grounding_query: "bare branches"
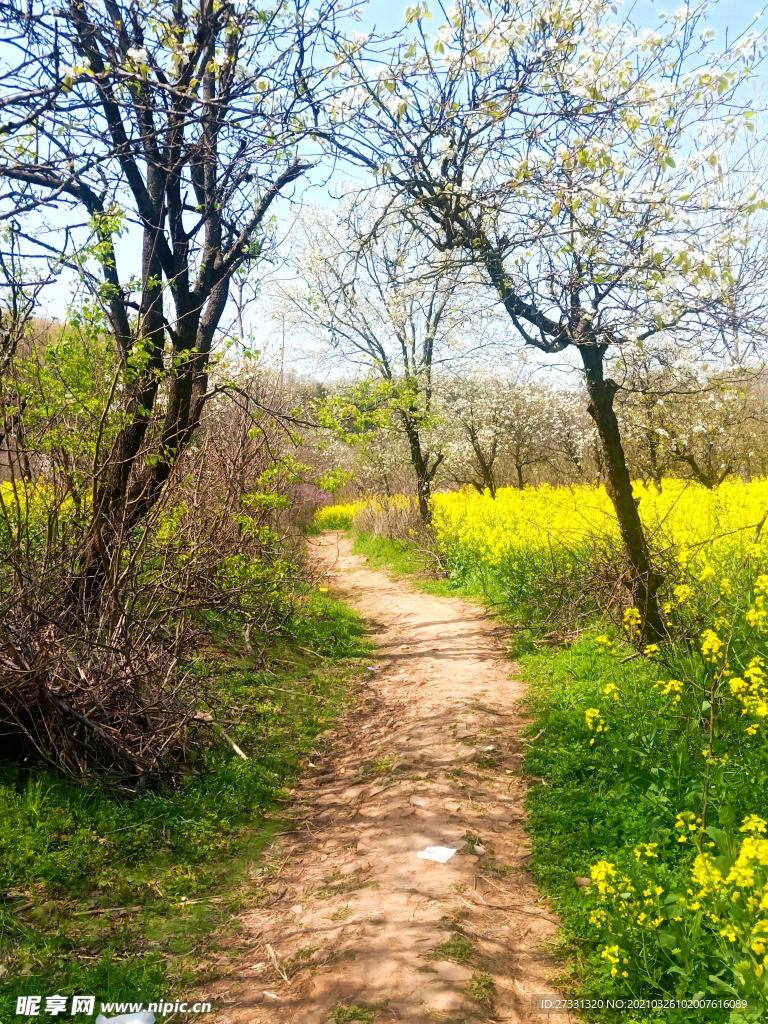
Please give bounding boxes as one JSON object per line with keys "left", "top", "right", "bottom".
{"left": 0, "top": 347, "right": 312, "bottom": 781}
{"left": 0, "top": 0, "right": 352, "bottom": 593}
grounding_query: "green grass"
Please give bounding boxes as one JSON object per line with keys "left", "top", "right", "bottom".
{"left": 330, "top": 1004, "right": 382, "bottom": 1024}
{"left": 518, "top": 634, "right": 765, "bottom": 1023}
{"left": 428, "top": 934, "right": 475, "bottom": 965}
{"left": 519, "top": 640, "right": 662, "bottom": 1010}
{"left": 350, "top": 532, "right": 459, "bottom": 597}
{"left": 0, "top": 593, "right": 370, "bottom": 1018}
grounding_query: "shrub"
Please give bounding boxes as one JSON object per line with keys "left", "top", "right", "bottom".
{"left": 352, "top": 494, "right": 423, "bottom": 541}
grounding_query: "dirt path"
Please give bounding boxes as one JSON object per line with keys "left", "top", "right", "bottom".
{"left": 211, "top": 533, "right": 570, "bottom": 1024}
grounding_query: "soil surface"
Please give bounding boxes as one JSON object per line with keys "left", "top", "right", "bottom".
{"left": 210, "top": 532, "right": 571, "bottom": 1023}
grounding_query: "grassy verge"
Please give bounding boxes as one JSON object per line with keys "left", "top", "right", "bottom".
{"left": 519, "top": 639, "right": 692, "bottom": 1023}
{"left": 1, "top": 592, "right": 370, "bottom": 1019}
{"left": 351, "top": 532, "right": 458, "bottom": 597}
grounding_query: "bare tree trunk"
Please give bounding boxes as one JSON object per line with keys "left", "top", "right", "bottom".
{"left": 401, "top": 414, "right": 442, "bottom": 523}
{"left": 677, "top": 449, "right": 731, "bottom": 489}
{"left": 415, "top": 473, "right": 432, "bottom": 522}
{"left": 579, "top": 343, "right": 664, "bottom": 640}
{"left": 467, "top": 427, "right": 497, "bottom": 497}
{"left": 647, "top": 432, "right": 664, "bottom": 491}
{"left": 679, "top": 454, "right": 716, "bottom": 488}
{"left": 472, "top": 472, "right": 497, "bottom": 498}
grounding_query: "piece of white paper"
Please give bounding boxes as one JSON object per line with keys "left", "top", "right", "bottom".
{"left": 417, "top": 846, "right": 457, "bottom": 863}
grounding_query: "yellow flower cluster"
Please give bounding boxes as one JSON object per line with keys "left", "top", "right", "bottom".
{"left": 634, "top": 842, "right": 660, "bottom": 861}
{"left": 314, "top": 494, "right": 413, "bottom": 530}
{"left": 0, "top": 480, "right": 78, "bottom": 542}
{"left": 590, "top": 831, "right": 768, "bottom": 995}
{"left": 675, "top": 811, "right": 702, "bottom": 843}
{"left": 623, "top": 606, "right": 641, "bottom": 637}
{"left": 701, "top": 628, "right": 725, "bottom": 663}
{"left": 430, "top": 478, "right": 768, "bottom": 575}
{"left": 595, "top": 634, "right": 614, "bottom": 654}
{"left": 600, "top": 943, "right": 630, "bottom": 978}
{"left": 591, "top": 859, "right": 620, "bottom": 895}
{"left": 729, "top": 658, "right": 768, "bottom": 734}
{"left": 588, "top": 855, "right": 665, "bottom": 937}
{"left": 747, "top": 575, "right": 768, "bottom": 633}
{"left": 656, "top": 678, "right": 683, "bottom": 704}
{"left": 689, "top": 820, "right": 768, "bottom": 976}
{"left": 674, "top": 583, "right": 695, "bottom": 605}
{"left": 585, "top": 707, "right": 607, "bottom": 744}
{"left": 314, "top": 500, "right": 366, "bottom": 529}
{"left": 588, "top": 816, "right": 768, "bottom": 991}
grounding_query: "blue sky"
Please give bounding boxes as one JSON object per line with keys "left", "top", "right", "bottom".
{"left": 252, "top": 0, "right": 768, "bottom": 222}
{"left": 38, "top": 0, "right": 767, "bottom": 328}
{"left": 359, "top": 0, "right": 765, "bottom": 43}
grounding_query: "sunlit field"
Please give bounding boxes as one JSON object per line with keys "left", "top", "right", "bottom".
{"left": 433, "top": 478, "right": 768, "bottom": 570}
{"left": 321, "top": 480, "right": 768, "bottom": 1014}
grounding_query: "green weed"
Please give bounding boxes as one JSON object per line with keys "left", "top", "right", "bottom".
{"left": 467, "top": 970, "right": 496, "bottom": 1008}
{"left": 359, "top": 756, "right": 394, "bottom": 779}
{"left": 460, "top": 831, "right": 482, "bottom": 854}
{"left": 485, "top": 861, "right": 511, "bottom": 876}
{"left": 331, "top": 1003, "right": 383, "bottom": 1023}
{"left": 429, "top": 934, "right": 474, "bottom": 964}
{"left": 0, "top": 595, "right": 370, "bottom": 1017}
{"left": 283, "top": 946, "right": 319, "bottom": 979}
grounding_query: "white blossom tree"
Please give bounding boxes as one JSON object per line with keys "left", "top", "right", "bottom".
{"left": 442, "top": 372, "right": 574, "bottom": 495}
{"left": 273, "top": 197, "right": 505, "bottom": 518}
{"left": 325, "top": 0, "right": 768, "bottom": 635}
{"left": 615, "top": 356, "right": 768, "bottom": 489}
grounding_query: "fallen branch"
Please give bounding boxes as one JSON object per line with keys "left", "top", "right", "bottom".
{"left": 193, "top": 713, "right": 248, "bottom": 760}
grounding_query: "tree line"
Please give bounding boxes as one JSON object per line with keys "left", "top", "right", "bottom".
{"left": 297, "top": 363, "right": 768, "bottom": 500}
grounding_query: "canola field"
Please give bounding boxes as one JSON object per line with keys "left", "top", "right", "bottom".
{"left": 318, "top": 478, "right": 768, "bottom": 584}
{"left": 430, "top": 477, "right": 768, "bottom": 579}
{"left": 318, "top": 480, "right": 768, "bottom": 1016}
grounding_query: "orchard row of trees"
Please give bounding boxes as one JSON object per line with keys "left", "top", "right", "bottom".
{"left": 307, "top": 365, "right": 768, "bottom": 501}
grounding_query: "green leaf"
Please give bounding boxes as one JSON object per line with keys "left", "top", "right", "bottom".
{"left": 705, "top": 826, "right": 729, "bottom": 855}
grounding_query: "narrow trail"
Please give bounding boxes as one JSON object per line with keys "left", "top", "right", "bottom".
{"left": 211, "top": 533, "right": 571, "bottom": 1024}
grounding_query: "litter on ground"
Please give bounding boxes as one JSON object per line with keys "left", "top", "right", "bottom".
{"left": 416, "top": 846, "right": 458, "bottom": 863}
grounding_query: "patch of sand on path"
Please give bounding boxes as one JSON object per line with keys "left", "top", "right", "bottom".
{"left": 206, "top": 532, "right": 573, "bottom": 1024}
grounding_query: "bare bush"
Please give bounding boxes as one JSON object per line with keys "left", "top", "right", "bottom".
{"left": 0, "top": 333, "right": 309, "bottom": 786}
{"left": 351, "top": 495, "right": 448, "bottom": 576}
{"left": 352, "top": 495, "right": 423, "bottom": 542}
